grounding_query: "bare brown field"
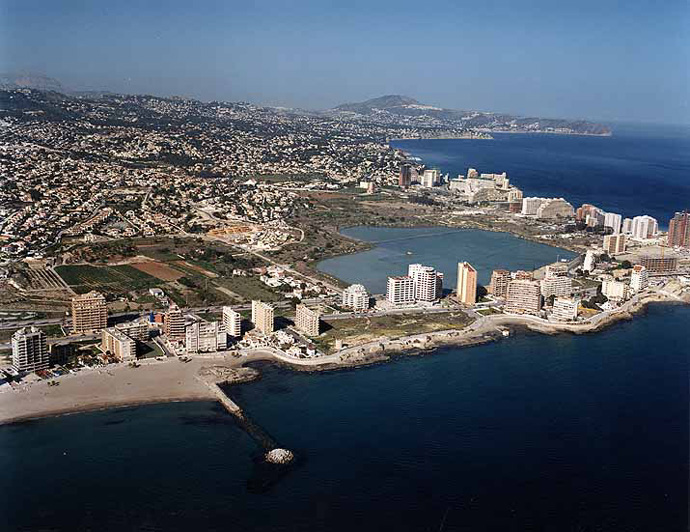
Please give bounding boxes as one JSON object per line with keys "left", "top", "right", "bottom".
{"left": 130, "top": 261, "right": 185, "bottom": 281}
{"left": 172, "top": 261, "right": 217, "bottom": 278}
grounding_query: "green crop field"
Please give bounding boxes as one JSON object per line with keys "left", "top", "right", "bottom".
{"left": 55, "top": 264, "right": 161, "bottom": 294}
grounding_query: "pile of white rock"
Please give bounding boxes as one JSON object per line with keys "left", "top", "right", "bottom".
{"left": 265, "top": 448, "right": 294, "bottom": 464}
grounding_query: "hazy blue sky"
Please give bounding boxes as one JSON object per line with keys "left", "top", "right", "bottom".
{"left": 2, "top": 0, "right": 688, "bottom": 123}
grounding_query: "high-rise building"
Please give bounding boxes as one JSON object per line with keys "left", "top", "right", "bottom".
{"left": 630, "top": 265, "right": 649, "bottom": 292}
{"left": 295, "top": 304, "right": 321, "bottom": 336}
{"left": 164, "top": 304, "right": 186, "bottom": 340}
{"left": 386, "top": 276, "right": 415, "bottom": 305}
{"left": 101, "top": 328, "right": 137, "bottom": 362}
{"left": 630, "top": 215, "right": 658, "bottom": 240}
{"left": 71, "top": 291, "right": 108, "bottom": 334}
{"left": 185, "top": 321, "right": 227, "bottom": 353}
{"left": 11, "top": 327, "right": 49, "bottom": 373}
{"left": 668, "top": 210, "right": 690, "bottom": 248}
{"left": 622, "top": 218, "right": 633, "bottom": 234}
{"left": 603, "top": 234, "right": 626, "bottom": 255}
{"left": 251, "top": 301, "right": 275, "bottom": 334}
{"left": 603, "top": 212, "right": 623, "bottom": 234}
{"left": 342, "top": 284, "right": 370, "bottom": 311}
{"left": 583, "top": 250, "right": 597, "bottom": 272}
{"left": 421, "top": 168, "right": 440, "bottom": 188}
{"left": 551, "top": 297, "right": 579, "bottom": 321}
{"left": 456, "top": 262, "right": 477, "bottom": 305}
{"left": 505, "top": 280, "right": 542, "bottom": 315}
{"left": 535, "top": 198, "right": 574, "bottom": 219}
{"left": 514, "top": 270, "right": 534, "bottom": 281}
{"left": 222, "top": 306, "right": 242, "bottom": 337}
{"left": 521, "top": 197, "right": 548, "bottom": 215}
{"left": 399, "top": 164, "right": 412, "bottom": 188}
{"left": 576, "top": 204, "right": 605, "bottom": 227}
{"left": 540, "top": 275, "right": 572, "bottom": 298}
{"left": 408, "top": 264, "right": 443, "bottom": 302}
{"left": 489, "top": 269, "right": 511, "bottom": 298}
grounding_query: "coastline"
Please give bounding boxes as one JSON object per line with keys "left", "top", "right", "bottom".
{"left": 2, "top": 289, "right": 685, "bottom": 427}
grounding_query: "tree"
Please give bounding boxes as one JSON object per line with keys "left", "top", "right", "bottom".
{"left": 620, "top": 260, "right": 632, "bottom": 269}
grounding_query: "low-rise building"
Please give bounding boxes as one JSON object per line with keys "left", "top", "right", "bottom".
{"left": 602, "top": 278, "right": 628, "bottom": 301}
{"left": 101, "top": 327, "right": 137, "bottom": 362}
{"left": 541, "top": 275, "right": 572, "bottom": 298}
{"left": 551, "top": 297, "right": 579, "bottom": 321}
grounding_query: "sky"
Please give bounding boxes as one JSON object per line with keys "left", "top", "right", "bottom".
{"left": 1, "top": 0, "right": 689, "bottom": 124}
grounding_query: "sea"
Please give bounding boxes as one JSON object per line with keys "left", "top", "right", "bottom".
{"left": 391, "top": 123, "right": 690, "bottom": 226}
{"left": 2, "top": 126, "right": 689, "bottom": 531}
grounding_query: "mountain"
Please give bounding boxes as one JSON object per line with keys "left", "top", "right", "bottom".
{"left": 336, "top": 95, "right": 422, "bottom": 113}
{"left": 0, "top": 73, "right": 64, "bottom": 92}
{"left": 331, "top": 95, "right": 611, "bottom": 136}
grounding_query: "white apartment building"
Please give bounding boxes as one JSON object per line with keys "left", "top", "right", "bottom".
{"left": 630, "top": 265, "right": 649, "bottom": 292}
{"left": 408, "top": 264, "right": 443, "bottom": 302}
{"left": 342, "top": 284, "right": 370, "bottom": 311}
{"left": 551, "top": 297, "right": 579, "bottom": 321}
{"left": 604, "top": 212, "right": 622, "bottom": 234}
{"left": 11, "top": 326, "right": 49, "bottom": 373}
{"left": 222, "top": 306, "right": 242, "bottom": 337}
{"left": 630, "top": 215, "right": 658, "bottom": 240}
{"left": 386, "top": 276, "right": 415, "bottom": 305}
{"left": 521, "top": 197, "right": 547, "bottom": 215}
{"left": 185, "top": 321, "right": 227, "bottom": 353}
{"left": 622, "top": 218, "right": 633, "bottom": 234}
{"left": 602, "top": 279, "right": 628, "bottom": 301}
{"left": 583, "top": 249, "right": 597, "bottom": 272}
{"left": 421, "top": 169, "right": 440, "bottom": 187}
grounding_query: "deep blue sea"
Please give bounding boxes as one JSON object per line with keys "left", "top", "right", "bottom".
{"left": 2, "top": 127, "right": 689, "bottom": 531}
{"left": 391, "top": 123, "right": 690, "bottom": 226}
{"left": 1, "top": 304, "right": 688, "bottom": 531}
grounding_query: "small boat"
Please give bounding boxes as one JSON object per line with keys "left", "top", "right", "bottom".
{"left": 406, "top": 251, "right": 413, "bottom": 255}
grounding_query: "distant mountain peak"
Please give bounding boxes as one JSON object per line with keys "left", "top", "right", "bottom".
{"left": 0, "top": 72, "right": 64, "bottom": 92}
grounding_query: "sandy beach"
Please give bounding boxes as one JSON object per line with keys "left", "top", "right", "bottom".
{"left": 1, "top": 285, "right": 687, "bottom": 426}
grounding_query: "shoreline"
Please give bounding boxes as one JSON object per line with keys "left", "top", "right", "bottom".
{"left": 3, "top": 291, "right": 684, "bottom": 427}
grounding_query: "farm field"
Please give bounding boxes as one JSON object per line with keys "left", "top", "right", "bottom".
{"left": 130, "top": 261, "right": 185, "bottom": 281}
{"left": 55, "top": 264, "right": 161, "bottom": 294}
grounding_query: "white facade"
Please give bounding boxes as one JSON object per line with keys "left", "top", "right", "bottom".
{"left": 602, "top": 279, "right": 628, "bottom": 301}
{"left": 408, "top": 264, "right": 443, "bottom": 302}
{"left": 630, "top": 215, "right": 658, "bottom": 240}
{"left": 604, "top": 212, "right": 622, "bottom": 234}
{"left": 521, "top": 197, "right": 547, "bottom": 215}
{"left": 630, "top": 265, "right": 649, "bottom": 292}
{"left": 622, "top": 218, "right": 633, "bottom": 234}
{"left": 186, "top": 321, "right": 227, "bottom": 353}
{"left": 251, "top": 301, "right": 275, "bottom": 335}
{"left": 342, "top": 284, "right": 370, "bottom": 311}
{"left": 421, "top": 169, "right": 440, "bottom": 188}
{"left": 551, "top": 297, "right": 579, "bottom": 321}
{"left": 583, "top": 250, "right": 597, "bottom": 273}
{"left": 11, "top": 327, "right": 49, "bottom": 373}
{"left": 386, "top": 276, "right": 415, "bottom": 305}
{"left": 222, "top": 306, "right": 242, "bottom": 337}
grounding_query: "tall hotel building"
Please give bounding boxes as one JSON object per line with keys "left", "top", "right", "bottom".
{"left": 387, "top": 276, "right": 415, "bottom": 305}
{"left": 489, "top": 269, "right": 511, "bottom": 298}
{"left": 71, "top": 291, "right": 108, "bottom": 334}
{"left": 408, "top": 264, "right": 443, "bottom": 302}
{"left": 630, "top": 215, "right": 658, "bottom": 240}
{"left": 668, "top": 210, "right": 690, "bottom": 248}
{"left": 399, "top": 164, "right": 412, "bottom": 187}
{"left": 222, "top": 306, "right": 242, "bottom": 337}
{"left": 252, "top": 301, "right": 275, "bottom": 335}
{"left": 456, "top": 262, "right": 477, "bottom": 305}
{"left": 12, "top": 326, "right": 49, "bottom": 373}
{"left": 505, "top": 280, "right": 542, "bottom": 315}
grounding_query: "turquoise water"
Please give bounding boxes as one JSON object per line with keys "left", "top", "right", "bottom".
{"left": 318, "top": 226, "right": 576, "bottom": 293}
